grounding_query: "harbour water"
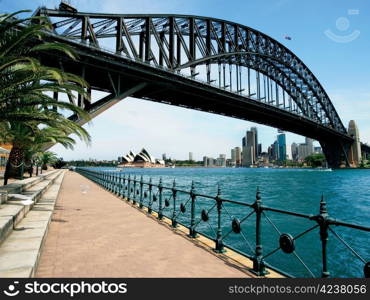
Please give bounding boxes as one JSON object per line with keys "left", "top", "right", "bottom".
{"left": 90, "top": 167, "right": 370, "bottom": 278}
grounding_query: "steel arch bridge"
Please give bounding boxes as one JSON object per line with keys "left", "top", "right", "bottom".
{"left": 34, "top": 7, "right": 354, "bottom": 167}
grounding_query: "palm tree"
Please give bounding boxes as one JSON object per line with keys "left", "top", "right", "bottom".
{"left": 0, "top": 11, "right": 92, "bottom": 183}
{"left": 0, "top": 112, "right": 91, "bottom": 183}
{"left": 39, "top": 151, "right": 58, "bottom": 172}
{"left": 0, "top": 11, "right": 90, "bottom": 124}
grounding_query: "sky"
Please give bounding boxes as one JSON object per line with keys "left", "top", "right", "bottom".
{"left": 1, "top": 0, "right": 370, "bottom": 161}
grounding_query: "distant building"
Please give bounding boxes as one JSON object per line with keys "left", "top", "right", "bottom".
{"left": 257, "top": 143, "right": 262, "bottom": 157}
{"left": 297, "top": 137, "right": 314, "bottom": 161}
{"left": 162, "top": 153, "right": 167, "bottom": 160}
{"left": 231, "top": 148, "right": 236, "bottom": 166}
{"left": 189, "top": 152, "right": 194, "bottom": 162}
{"left": 119, "top": 148, "right": 164, "bottom": 168}
{"left": 291, "top": 143, "right": 299, "bottom": 161}
{"left": 314, "top": 147, "right": 322, "bottom": 154}
{"left": 207, "top": 157, "right": 215, "bottom": 167}
{"left": 242, "top": 129, "right": 256, "bottom": 166}
{"left": 203, "top": 156, "right": 208, "bottom": 167}
{"left": 235, "top": 147, "right": 242, "bottom": 166}
{"left": 277, "top": 132, "right": 286, "bottom": 161}
{"left": 251, "top": 127, "right": 258, "bottom": 158}
{"left": 348, "top": 120, "right": 362, "bottom": 167}
{"left": 216, "top": 154, "right": 226, "bottom": 167}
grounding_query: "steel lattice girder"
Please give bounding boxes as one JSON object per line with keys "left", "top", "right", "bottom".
{"left": 35, "top": 8, "right": 347, "bottom": 135}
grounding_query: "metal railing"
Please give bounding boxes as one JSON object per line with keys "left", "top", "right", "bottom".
{"left": 76, "top": 167, "right": 370, "bottom": 278}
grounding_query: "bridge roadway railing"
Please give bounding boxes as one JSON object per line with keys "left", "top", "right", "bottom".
{"left": 75, "top": 167, "right": 370, "bottom": 278}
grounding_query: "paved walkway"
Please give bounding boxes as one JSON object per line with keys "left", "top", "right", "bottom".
{"left": 36, "top": 171, "right": 250, "bottom": 277}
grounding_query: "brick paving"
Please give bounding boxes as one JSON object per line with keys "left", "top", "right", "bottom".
{"left": 36, "top": 171, "right": 250, "bottom": 277}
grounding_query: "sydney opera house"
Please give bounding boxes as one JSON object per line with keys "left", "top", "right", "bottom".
{"left": 118, "top": 148, "right": 165, "bottom": 168}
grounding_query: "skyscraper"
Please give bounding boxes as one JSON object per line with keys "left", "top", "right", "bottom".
{"left": 291, "top": 143, "right": 299, "bottom": 161}
{"left": 251, "top": 127, "right": 258, "bottom": 158}
{"left": 277, "top": 132, "right": 286, "bottom": 161}
{"left": 231, "top": 148, "right": 236, "bottom": 164}
{"left": 257, "top": 143, "right": 262, "bottom": 157}
{"left": 189, "top": 152, "right": 194, "bottom": 161}
{"left": 235, "top": 147, "right": 241, "bottom": 166}
{"left": 297, "top": 137, "right": 314, "bottom": 161}
{"left": 242, "top": 129, "right": 256, "bottom": 166}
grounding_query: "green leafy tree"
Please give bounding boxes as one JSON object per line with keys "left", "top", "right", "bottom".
{"left": 304, "top": 154, "right": 326, "bottom": 167}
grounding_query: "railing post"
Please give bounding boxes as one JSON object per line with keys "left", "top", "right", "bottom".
{"left": 148, "top": 178, "right": 153, "bottom": 214}
{"left": 215, "top": 184, "right": 225, "bottom": 253}
{"left": 133, "top": 175, "right": 137, "bottom": 205}
{"left": 189, "top": 181, "right": 197, "bottom": 238}
{"left": 171, "top": 179, "right": 177, "bottom": 227}
{"left": 113, "top": 173, "right": 117, "bottom": 194}
{"left": 115, "top": 173, "right": 118, "bottom": 194}
{"left": 119, "top": 173, "right": 123, "bottom": 197}
{"left": 252, "top": 187, "right": 267, "bottom": 276}
{"left": 158, "top": 177, "right": 163, "bottom": 220}
{"left": 319, "top": 195, "right": 330, "bottom": 278}
{"left": 122, "top": 175, "right": 126, "bottom": 199}
{"left": 139, "top": 175, "right": 144, "bottom": 208}
{"left": 108, "top": 172, "right": 112, "bottom": 191}
{"left": 127, "top": 174, "right": 131, "bottom": 201}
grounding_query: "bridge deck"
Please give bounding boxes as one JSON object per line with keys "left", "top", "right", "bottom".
{"left": 36, "top": 171, "right": 252, "bottom": 277}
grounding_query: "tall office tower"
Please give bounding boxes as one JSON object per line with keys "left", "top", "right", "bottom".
{"left": 291, "top": 143, "right": 299, "bottom": 161}
{"left": 242, "top": 130, "right": 256, "bottom": 166}
{"left": 273, "top": 140, "right": 279, "bottom": 160}
{"left": 235, "top": 147, "right": 241, "bottom": 166}
{"left": 257, "top": 143, "right": 262, "bottom": 157}
{"left": 162, "top": 153, "right": 167, "bottom": 161}
{"left": 277, "top": 132, "right": 287, "bottom": 161}
{"left": 348, "top": 120, "right": 362, "bottom": 166}
{"left": 251, "top": 127, "right": 258, "bottom": 158}
{"left": 305, "top": 138, "right": 314, "bottom": 155}
{"left": 203, "top": 156, "right": 208, "bottom": 167}
{"left": 231, "top": 148, "right": 236, "bottom": 164}
{"left": 189, "top": 152, "right": 194, "bottom": 161}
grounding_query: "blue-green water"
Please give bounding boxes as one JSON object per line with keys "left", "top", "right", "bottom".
{"left": 85, "top": 167, "right": 370, "bottom": 278}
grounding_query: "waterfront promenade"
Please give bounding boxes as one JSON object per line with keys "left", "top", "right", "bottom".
{"left": 36, "top": 171, "right": 252, "bottom": 277}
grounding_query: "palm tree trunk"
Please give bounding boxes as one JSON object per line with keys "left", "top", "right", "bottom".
{"left": 4, "top": 145, "right": 25, "bottom": 183}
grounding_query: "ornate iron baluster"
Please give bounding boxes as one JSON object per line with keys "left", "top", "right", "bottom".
{"left": 158, "top": 177, "right": 163, "bottom": 220}
{"left": 215, "top": 184, "right": 225, "bottom": 253}
{"left": 148, "top": 178, "right": 153, "bottom": 214}
{"left": 252, "top": 187, "right": 268, "bottom": 275}
{"left": 319, "top": 195, "right": 330, "bottom": 278}
{"left": 139, "top": 175, "right": 144, "bottom": 208}
{"left": 172, "top": 179, "right": 177, "bottom": 227}
{"left": 133, "top": 175, "right": 137, "bottom": 204}
{"left": 189, "top": 181, "right": 197, "bottom": 238}
{"left": 127, "top": 174, "right": 131, "bottom": 201}
{"left": 122, "top": 174, "right": 126, "bottom": 199}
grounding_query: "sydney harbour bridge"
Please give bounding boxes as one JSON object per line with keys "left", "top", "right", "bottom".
{"left": 32, "top": 6, "right": 368, "bottom": 167}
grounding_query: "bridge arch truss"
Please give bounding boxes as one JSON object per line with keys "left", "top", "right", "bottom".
{"left": 36, "top": 8, "right": 347, "bottom": 135}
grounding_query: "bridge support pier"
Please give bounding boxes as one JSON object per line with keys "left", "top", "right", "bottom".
{"left": 320, "top": 140, "right": 351, "bottom": 168}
